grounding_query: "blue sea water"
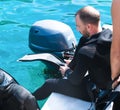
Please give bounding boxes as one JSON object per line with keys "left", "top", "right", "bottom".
{"left": 0, "top": 0, "right": 112, "bottom": 108}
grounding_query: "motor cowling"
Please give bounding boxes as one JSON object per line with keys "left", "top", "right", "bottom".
{"left": 29, "top": 19, "right": 77, "bottom": 59}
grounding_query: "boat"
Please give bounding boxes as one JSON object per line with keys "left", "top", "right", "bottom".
{"left": 41, "top": 92, "right": 114, "bottom": 110}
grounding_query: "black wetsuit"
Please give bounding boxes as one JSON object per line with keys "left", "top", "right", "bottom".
{"left": 0, "top": 69, "right": 40, "bottom": 110}
{"left": 33, "top": 29, "right": 112, "bottom": 101}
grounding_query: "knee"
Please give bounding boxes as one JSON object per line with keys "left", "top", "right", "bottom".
{"left": 24, "top": 94, "right": 39, "bottom": 108}
{"left": 25, "top": 94, "right": 36, "bottom": 103}
{"left": 45, "top": 79, "right": 53, "bottom": 83}
{"left": 45, "top": 78, "right": 57, "bottom": 85}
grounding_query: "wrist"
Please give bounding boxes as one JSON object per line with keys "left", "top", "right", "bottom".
{"left": 64, "top": 69, "right": 72, "bottom": 77}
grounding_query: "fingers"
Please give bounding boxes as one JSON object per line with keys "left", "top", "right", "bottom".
{"left": 59, "top": 67, "right": 65, "bottom": 77}
{"left": 59, "top": 64, "right": 69, "bottom": 77}
{"left": 112, "top": 76, "right": 120, "bottom": 89}
{"left": 64, "top": 59, "right": 71, "bottom": 65}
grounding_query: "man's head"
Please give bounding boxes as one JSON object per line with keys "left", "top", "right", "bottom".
{"left": 75, "top": 6, "right": 101, "bottom": 37}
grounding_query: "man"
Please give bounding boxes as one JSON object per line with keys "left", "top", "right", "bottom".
{"left": 33, "top": 6, "right": 112, "bottom": 109}
{"left": 111, "top": 0, "right": 120, "bottom": 88}
{"left": 0, "top": 68, "right": 40, "bottom": 110}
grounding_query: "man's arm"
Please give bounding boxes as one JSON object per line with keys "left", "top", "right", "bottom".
{"left": 111, "top": 0, "right": 120, "bottom": 81}
{"left": 60, "top": 54, "right": 88, "bottom": 85}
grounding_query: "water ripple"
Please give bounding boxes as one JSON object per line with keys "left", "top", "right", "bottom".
{"left": 0, "top": 20, "right": 18, "bottom": 25}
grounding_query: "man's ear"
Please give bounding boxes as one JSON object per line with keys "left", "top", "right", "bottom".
{"left": 86, "top": 24, "right": 92, "bottom": 32}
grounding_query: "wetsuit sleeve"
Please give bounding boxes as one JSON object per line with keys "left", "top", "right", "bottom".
{"left": 69, "top": 37, "right": 87, "bottom": 70}
{"left": 68, "top": 44, "right": 80, "bottom": 70}
{"left": 66, "top": 54, "right": 91, "bottom": 86}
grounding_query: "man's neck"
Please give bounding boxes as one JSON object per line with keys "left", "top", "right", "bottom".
{"left": 90, "top": 25, "right": 102, "bottom": 37}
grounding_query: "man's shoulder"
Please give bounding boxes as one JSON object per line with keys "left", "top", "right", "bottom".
{"left": 78, "top": 44, "right": 96, "bottom": 58}
{"left": 98, "top": 29, "right": 112, "bottom": 43}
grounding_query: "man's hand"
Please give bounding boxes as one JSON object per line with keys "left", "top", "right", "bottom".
{"left": 64, "top": 59, "right": 71, "bottom": 65}
{"left": 112, "top": 76, "right": 120, "bottom": 89}
{"left": 59, "top": 64, "right": 70, "bottom": 77}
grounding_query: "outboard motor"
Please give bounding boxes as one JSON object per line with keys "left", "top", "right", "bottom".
{"left": 29, "top": 19, "right": 77, "bottom": 59}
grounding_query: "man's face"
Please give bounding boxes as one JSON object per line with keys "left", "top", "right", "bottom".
{"left": 75, "top": 14, "right": 90, "bottom": 37}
